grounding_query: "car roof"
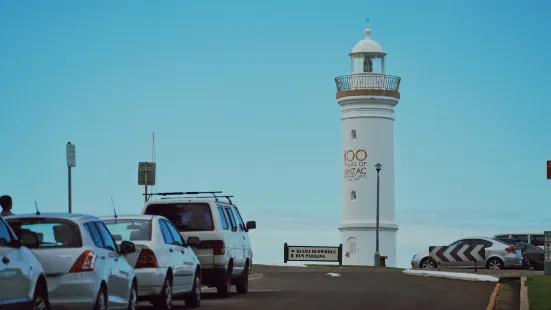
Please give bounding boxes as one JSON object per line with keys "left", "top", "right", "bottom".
{"left": 495, "top": 232, "right": 544, "bottom": 236}
{"left": 144, "top": 197, "right": 235, "bottom": 207}
{"left": 100, "top": 215, "right": 156, "bottom": 221}
{"left": 4, "top": 212, "right": 99, "bottom": 222}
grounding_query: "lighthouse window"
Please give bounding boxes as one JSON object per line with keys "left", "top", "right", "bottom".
{"left": 363, "top": 58, "right": 373, "bottom": 73}
{"left": 350, "top": 190, "right": 356, "bottom": 200}
{"left": 351, "top": 130, "right": 356, "bottom": 140}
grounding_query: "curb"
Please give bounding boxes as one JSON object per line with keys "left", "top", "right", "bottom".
{"left": 486, "top": 283, "right": 501, "bottom": 310}
{"left": 519, "top": 276, "right": 529, "bottom": 310}
{"left": 402, "top": 269, "right": 500, "bottom": 282}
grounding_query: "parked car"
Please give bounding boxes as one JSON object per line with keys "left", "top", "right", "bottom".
{"left": 5, "top": 213, "right": 139, "bottom": 309}
{"left": 0, "top": 215, "right": 50, "bottom": 309}
{"left": 411, "top": 236, "right": 523, "bottom": 270}
{"left": 141, "top": 192, "right": 256, "bottom": 297}
{"left": 499, "top": 239, "right": 544, "bottom": 270}
{"left": 494, "top": 233, "right": 545, "bottom": 250}
{"left": 101, "top": 215, "right": 202, "bottom": 309}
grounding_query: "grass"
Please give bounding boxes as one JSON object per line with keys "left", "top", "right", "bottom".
{"left": 304, "top": 264, "right": 404, "bottom": 270}
{"left": 527, "top": 275, "right": 551, "bottom": 310}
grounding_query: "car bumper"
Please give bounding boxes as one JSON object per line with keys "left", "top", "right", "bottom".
{"left": 502, "top": 255, "right": 523, "bottom": 268}
{"left": 47, "top": 272, "right": 101, "bottom": 310}
{"left": 134, "top": 268, "right": 168, "bottom": 297}
{"left": 411, "top": 258, "right": 422, "bottom": 268}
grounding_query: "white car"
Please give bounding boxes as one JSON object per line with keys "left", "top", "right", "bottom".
{"left": 101, "top": 215, "right": 202, "bottom": 309}
{"left": 142, "top": 192, "right": 256, "bottom": 297}
{"left": 0, "top": 215, "right": 50, "bottom": 309}
{"left": 5, "top": 213, "right": 139, "bottom": 310}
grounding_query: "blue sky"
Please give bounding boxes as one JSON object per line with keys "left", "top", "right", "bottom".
{"left": 1, "top": 0, "right": 550, "bottom": 267}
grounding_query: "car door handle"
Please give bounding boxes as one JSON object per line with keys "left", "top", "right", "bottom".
{"left": 2, "top": 256, "right": 9, "bottom": 264}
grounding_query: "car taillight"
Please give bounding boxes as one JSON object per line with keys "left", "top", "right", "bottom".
{"left": 69, "top": 250, "right": 97, "bottom": 273}
{"left": 505, "top": 246, "right": 515, "bottom": 253}
{"left": 196, "top": 240, "right": 225, "bottom": 255}
{"left": 135, "top": 248, "right": 158, "bottom": 268}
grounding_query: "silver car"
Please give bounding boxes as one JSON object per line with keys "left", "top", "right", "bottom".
{"left": 0, "top": 216, "right": 49, "bottom": 309}
{"left": 410, "top": 236, "right": 523, "bottom": 270}
{"left": 101, "top": 215, "right": 202, "bottom": 309}
{"left": 5, "top": 213, "right": 139, "bottom": 310}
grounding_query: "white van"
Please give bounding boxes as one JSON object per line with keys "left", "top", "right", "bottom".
{"left": 141, "top": 192, "right": 256, "bottom": 298}
{"left": 494, "top": 233, "right": 545, "bottom": 250}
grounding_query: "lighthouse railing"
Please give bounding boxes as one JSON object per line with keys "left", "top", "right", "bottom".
{"left": 335, "top": 73, "right": 401, "bottom": 93}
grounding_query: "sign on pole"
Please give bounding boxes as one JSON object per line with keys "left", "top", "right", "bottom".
{"left": 284, "top": 243, "right": 343, "bottom": 265}
{"left": 138, "top": 162, "right": 156, "bottom": 185}
{"left": 66, "top": 142, "right": 76, "bottom": 168}
{"left": 545, "top": 231, "right": 551, "bottom": 275}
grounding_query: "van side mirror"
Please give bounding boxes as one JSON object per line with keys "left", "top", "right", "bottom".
{"left": 246, "top": 221, "right": 256, "bottom": 230}
{"left": 187, "top": 237, "right": 200, "bottom": 246}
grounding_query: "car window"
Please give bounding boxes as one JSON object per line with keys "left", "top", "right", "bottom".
{"left": 103, "top": 219, "right": 151, "bottom": 242}
{"left": 224, "top": 207, "right": 237, "bottom": 231}
{"left": 85, "top": 222, "right": 104, "bottom": 248}
{"left": 449, "top": 240, "right": 466, "bottom": 246}
{"left": 159, "top": 220, "right": 174, "bottom": 244}
{"left": 0, "top": 219, "right": 13, "bottom": 246}
{"left": 144, "top": 203, "right": 214, "bottom": 232}
{"left": 94, "top": 222, "right": 118, "bottom": 252}
{"left": 217, "top": 207, "right": 229, "bottom": 230}
{"left": 7, "top": 217, "right": 82, "bottom": 248}
{"left": 469, "top": 239, "right": 493, "bottom": 247}
{"left": 232, "top": 207, "right": 246, "bottom": 231}
{"left": 164, "top": 220, "right": 185, "bottom": 246}
{"left": 530, "top": 235, "right": 545, "bottom": 246}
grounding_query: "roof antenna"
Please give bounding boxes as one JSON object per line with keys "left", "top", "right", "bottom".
{"left": 34, "top": 201, "right": 41, "bottom": 216}
{"left": 111, "top": 196, "right": 118, "bottom": 221}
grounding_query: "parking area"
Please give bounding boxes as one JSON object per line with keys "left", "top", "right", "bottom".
{"left": 141, "top": 265, "right": 498, "bottom": 309}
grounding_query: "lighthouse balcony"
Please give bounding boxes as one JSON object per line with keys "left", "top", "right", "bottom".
{"left": 335, "top": 73, "right": 401, "bottom": 100}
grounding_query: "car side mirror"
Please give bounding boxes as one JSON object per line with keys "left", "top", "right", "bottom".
{"left": 120, "top": 240, "right": 136, "bottom": 255}
{"left": 20, "top": 231, "right": 40, "bottom": 248}
{"left": 187, "top": 236, "right": 200, "bottom": 246}
{"left": 246, "top": 221, "right": 256, "bottom": 230}
{"left": 9, "top": 239, "right": 22, "bottom": 248}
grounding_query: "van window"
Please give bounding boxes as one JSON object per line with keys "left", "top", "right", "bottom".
{"left": 224, "top": 207, "right": 237, "bottom": 231}
{"left": 217, "top": 207, "right": 229, "bottom": 230}
{"left": 511, "top": 235, "right": 529, "bottom": 243}
{"left": 232, "top": 207, "right": 246, "bottom": 231}
{"left": 144, "top": 202, "right": 214, "bottom": 232}
{"left": 530, "top": 235, "right": 545, "bottom": 246}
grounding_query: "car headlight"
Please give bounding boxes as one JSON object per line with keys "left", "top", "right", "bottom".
{"left": 412, "top": 254, "right": 417, "bottom": 260}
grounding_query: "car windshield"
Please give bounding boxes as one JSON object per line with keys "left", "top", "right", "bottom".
{"left": 144, "top": 202, "right": 214, "bottom": 232}
{"left": 102, "top": 219, "right": 151, "bottom": 242}
{"left": 5, "top": 217, "right": 82, "bottom": 248}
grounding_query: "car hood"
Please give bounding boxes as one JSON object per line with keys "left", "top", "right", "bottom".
{"left": 413, "top": 251, "right": 429, "bottom": 259}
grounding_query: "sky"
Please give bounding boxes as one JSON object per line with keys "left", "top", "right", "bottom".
{"left": 1, "top": 0, "right": 550, "bottom": 268}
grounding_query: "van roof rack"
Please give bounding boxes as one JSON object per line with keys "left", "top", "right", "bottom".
{"left": 147, "top": 191, "right": 234, "bottom": 204}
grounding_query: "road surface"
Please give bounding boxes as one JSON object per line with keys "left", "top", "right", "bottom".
{"left": 138, "top": 265, "right": 496, "bottom": 309}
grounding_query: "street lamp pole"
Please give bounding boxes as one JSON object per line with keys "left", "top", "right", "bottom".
{"left": 374, "top": 163, "right": 382, "bottom": 267}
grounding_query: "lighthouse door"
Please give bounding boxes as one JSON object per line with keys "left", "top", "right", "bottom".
{"left": 346, "top": 237, "right": 359, "bottom": 264}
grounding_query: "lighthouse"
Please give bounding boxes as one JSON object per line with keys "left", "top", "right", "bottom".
{"left": 335, "top": 26, "right": 401, "bottom": 267}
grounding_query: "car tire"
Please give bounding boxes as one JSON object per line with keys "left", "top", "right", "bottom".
{"left": 420, "top": 257, "right": 437, "bottom": 269}
{"left": 215, "top": 266, "right": 232, "bottom": 297}
{"left": 184, "top": 269, "right": 201, "bottom": 308}
{"left": 32, "top": 281, "right": 50, "bottom": 310}
{"left": 486, "top": 258, "right": 504, "bottom": 270}
{"left": 127, "top": 281, "right": 138, "bottom": 310}
{"left": 235, "top": 262, "right": 249, "bottom": 294}
{"left": 93, "top": 285, "right": 108, "bottom": 310}
{"left": 153, "top": 275, "right": 173, "bottom": 310}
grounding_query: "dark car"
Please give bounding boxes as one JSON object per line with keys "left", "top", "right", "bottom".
{"left": 499, "top": 238, "right": 544, "bottom": 270}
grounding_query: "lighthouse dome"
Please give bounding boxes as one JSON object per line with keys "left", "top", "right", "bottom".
{"left": 350, "top": 28, "right": 385, "bottom": 55}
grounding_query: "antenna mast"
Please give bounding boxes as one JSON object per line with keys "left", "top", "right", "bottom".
{"left": 34, "top": 201, "right": 41, "bottom": 215}
{"left": 111, "top": 196, "right": 117, "bottom": 219}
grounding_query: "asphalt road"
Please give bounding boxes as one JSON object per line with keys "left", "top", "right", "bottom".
{"left": 138, "top": 265, "right": 496, "bottom": 310}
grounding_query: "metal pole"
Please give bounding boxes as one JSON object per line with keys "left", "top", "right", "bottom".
{"left": 374, "top": 164, "right": 381, "bottom": 267}
{"left": 68, "top": 166, "right": 72, "bottom": 213}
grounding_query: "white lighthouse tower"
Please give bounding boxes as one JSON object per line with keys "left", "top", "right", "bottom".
{"left": 336, "top": 26, "right": 401, "bottom": 267}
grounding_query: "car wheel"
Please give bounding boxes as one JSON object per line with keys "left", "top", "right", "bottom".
{"left": 216, "top": 266, "right": 232, "bottom": 297}
{"left": 486, "top": 258, "right": 504, "bottom": 270}
{"left": 235, "top": 262, "right": 249, "bottom": 294}
{"left": 127, "top": 282, "right": 138, "bottom": 310}
{"left": 32, "top": 282, "right": 49, "bottom": 310}
{"left": 93, "top": 286, "right": 108, "bottom": 310}
{"left": 153, "top": 275, "right": 173, "bottom": 310}
{"left": 184, "top": 269, "right": 201, "bottom": 308}
{"left": 420, "top": 258, "right": 437, "bottom": 269}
